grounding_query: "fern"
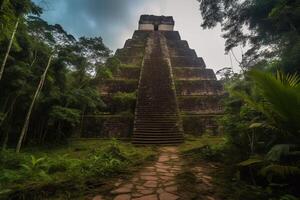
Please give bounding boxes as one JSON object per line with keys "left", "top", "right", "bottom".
{"left": 238, "top": 157, "right": 264, "bottom": 167}
{"left": 21, "top": 155, "right": 47, "bottom": 172}
{"left": 260, "top": 164, "right": 300, "bottom": 182}
{"left": 266, "top": 144, "right": 295, "bottom": 162}
{"left": 276, "top": 70, "right": 300, "bottom": 88}
{"left": 279, "top": 194, "right": 299, "bottom": 200}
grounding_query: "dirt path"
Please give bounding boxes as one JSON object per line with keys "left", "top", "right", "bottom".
{"left": 91, "top": 147, "right": 219, "bottom": 200}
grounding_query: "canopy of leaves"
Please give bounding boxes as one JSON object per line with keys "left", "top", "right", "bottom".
{"left": 0, "top": 5, "right": 111, "bottom": 146}
{"left": 198, "top": 0, "right": 300, "bottom": 72}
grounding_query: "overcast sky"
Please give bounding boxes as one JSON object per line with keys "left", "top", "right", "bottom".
{"left": 34, "top": 0, "right": 243, "bottom": 73}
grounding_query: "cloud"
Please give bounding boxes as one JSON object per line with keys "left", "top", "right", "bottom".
{"left": 34, "top": 0, "right": 243, "bottom": 73}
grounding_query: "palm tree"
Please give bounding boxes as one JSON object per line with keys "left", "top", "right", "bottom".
{"left": 233, "top": 70, "right": 300, "bottom": 136}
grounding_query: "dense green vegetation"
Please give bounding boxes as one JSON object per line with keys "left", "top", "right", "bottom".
{"left": 0, "top": 0, "right": 122, "bottom": 151}
{"left": 199, "top": 0, "right": 300, "bottom": 73}
{"left": 197, "top": 0, "right": 300, "bottom": 199}
{"left": 0, "top": 139, "right": 155, "bottom": 199}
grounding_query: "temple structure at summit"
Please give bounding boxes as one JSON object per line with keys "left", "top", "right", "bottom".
{"left": 81, "top": 15, "right": 224, "bottom": 145}
{"left": 138, "top": 15, "right": 175, "bottom": 31}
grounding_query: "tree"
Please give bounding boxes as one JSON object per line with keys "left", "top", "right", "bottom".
{"left": 234, "top": 70, "right": 300, "bottom": 136}
{"left": 0, "top": 0, "right": 41, "bottom": 80}
{"left": 216, "top": 67, "right": 235, "bottom": 82}
{"left": 0, "top": 14, "right": 110, "bottom": 150}
{"left": 14, "top": 16, "right": 78, "bottom": 151}
{"left": 198, "top": 0, "right": 300, "bottom": 72}
{"left": 16, "top": 54, "right": 53, "bottom": 153}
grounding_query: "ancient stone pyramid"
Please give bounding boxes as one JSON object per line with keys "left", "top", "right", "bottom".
{"left": 82, "top": 15, "right": 224, "bottom": 144}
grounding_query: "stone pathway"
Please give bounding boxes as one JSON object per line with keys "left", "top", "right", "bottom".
{"left": 189, "top": 163, "right": 220, "bottom": 200}
{"left": 91, "top": 147, "right": 220, "bottom": 200}
{"left": 92, "top": 147, "right": 183, "bottom": 200}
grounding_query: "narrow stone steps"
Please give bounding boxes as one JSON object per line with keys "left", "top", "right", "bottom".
{"left": 136, "top": 114, "right": 179, "bottom": 119}
{"left": 133, "top": 133, "right": 183, "bottom": 137}
{"left": 132, "top": 140, "right": 184, "bottom": 145}
{"left": 135, "top": 117, "right": 178, "bottom": 120}
{"left": 135, "top": 121, "right": 178, "bottom": 124}
{"left": 134, "top": 129, "right": 180, "bottom": 133}
{"left": 134, "top": 125, "right": 178, "bottom": 129}
{"left": 132, "top": 32, "right": 184, "bottom": 145}
{"left": 132, "top": 138, "right": 183, "bottom": 142}
{"left": 134, "top": 126, "right": 178, "bottom": 129}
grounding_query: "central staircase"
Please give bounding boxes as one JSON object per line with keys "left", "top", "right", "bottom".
{"left": 132, "top": 32, "right": 184, "bottom": 145}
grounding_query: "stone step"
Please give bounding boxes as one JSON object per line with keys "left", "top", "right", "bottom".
{"left": 133, "top": 131, "right": 183, "bottom": 135}
{"left": 135, "top": 117, "right": 178, "bottom": 120}
{"left": 132, "top": 140, "right": 184, "bottom": 145}
{"left": 132, "top": 137, "right": 183, "bottom": 141}
{"left": 133, "top": 133, "right": 183, "bottom": 137}
{"left": 134, "top": 121, "right": 178, "bottom": 124}
{"left": 135, "top": 116, "right": 178, "bottom": 120}
{"left": 135, "top": 121, "right": 178, "bottom": 124}
{"left": 133, "top": 129, "right": 180, "bottom": 133}
{"left": 132, "top": 32, "right": 183, "bottom": 145}
{"left": 134, "top": 124, "right": 178, "bottom": 128}
{"left": 136, "top": 108, "right": 176, "bottom": 112}
{"left": 135, "top": 113, "right": 179, "bottom": 116}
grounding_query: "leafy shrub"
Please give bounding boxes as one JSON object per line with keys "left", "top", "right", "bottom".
{"left": 111, "top": 92, "right": 136, "bottom": 113}
{"left": 280, "top": 194, "right": 299, "bottom": 200}
{"left": 47, "top": 154, "right": 81, "bottom": 174}
{"left": 97, "top": 66, "right": 113, "bottom": 81}
{"left": 81, "top": 139, "right": 131, "bottom": 176}
{"left": 0, "top": 139, "right": 155, "bottom": 199}
{"left": 21, "top": 155, "right": 51, "bottom": 181}
{"left": 260, "top": 164, "right": 300, "bottom": 183}
{"left": 183, "top": 144, "right": 224, "bottom": 162}
{"left": 0, "top": 150, "right": 26, "bottom": 170}
{"left": 105, "top": 57, "right": 120, "bottom": 74}
{"left": 49, "top": 106, "right": 81, "bottom": 127}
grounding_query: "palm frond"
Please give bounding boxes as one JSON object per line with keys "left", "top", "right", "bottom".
{"left": 260, "top": 164, "right": 300, "bottom": 179}
{"left": 276, "top": 70, "right": 300, "bottom": 87}
{"left": 266, "top": 144, "right": 295, "bottom": 162}
{"left": 248, "top": 70, "right": 300, "bottom": 133}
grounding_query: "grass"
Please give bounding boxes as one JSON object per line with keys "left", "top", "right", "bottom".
{"left": 177, "top": 135, "right": 284, "bottom": 200}
{"left": 179, "top": 134, "right": 225, "bottom": 153}
{"left": 0, "top": 139, "right": 156, "bottom": 199}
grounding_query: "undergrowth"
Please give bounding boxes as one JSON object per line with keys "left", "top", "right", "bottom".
{"left": 0, "top": 139, "right": 156, "bottom": 199}
{"left": 180, "top": 136, "right": 300, "bottom": 200}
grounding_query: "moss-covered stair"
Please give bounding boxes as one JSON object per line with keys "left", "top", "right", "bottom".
{"left": 132, "top": 32, "right": 184, "bottom": 145}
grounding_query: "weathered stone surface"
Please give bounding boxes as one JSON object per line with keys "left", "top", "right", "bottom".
{"left": 111, "top": 184, "right": 133, "bottom": 194}
{"left": 132, "top": 32, "right": 184, "bottom": 145}
{"left": 141, "top": 176, "right": 158, "bottom": 181}
{"left": 132, "top": 194, "right": 158, "bottom": 200}
{"left": 143, "top": 181, "right": 158, "bottom": 188}
{"left": 159, "top": 192, "right": 180, "bottom": 200}
{"left": 102, "top": 147, "right": 182, "bottom": 200}
{"left": 92, "top": 195, "right": 104, "bottom": 200}
{"left": 165, "top": 186, "right": 178, "bottom": 193}
{"left": 114, "top": 194, "right": 131, "bottom": 200}
{"left": 81, "top": 14, "right": 223, "bottom": 140}
{"left": 137, "top": 189, "right": 155, "bottom": 195}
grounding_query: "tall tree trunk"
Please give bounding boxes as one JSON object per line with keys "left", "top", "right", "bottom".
{"left": 16, "top": 54, "right": 53, "bottom": 153}
{"left": 2, "top": 125, "right": 11, "bottom": 150}
{"left": 0, "top": 17, "right": 19, "bottom": 81}
{"left": 1, "top": 96, "right": 17, "bottom": 150}
{"left": 0, "top": 0, "right": 6, "bottom": 11}
{"left": 79, "top": 106, "right": 86, "bottom": 137}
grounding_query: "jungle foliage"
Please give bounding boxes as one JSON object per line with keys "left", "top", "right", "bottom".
{"left": 198, "top": 0, "right": 300, "bottom": 199}
{"left": 199, "top": 0, "right": 300, "bottom": 73}
{"left": 0, "top": 139, "right": 155, "bottom": 199}
{"left": 0, "top": 0, "right": 119, "bottom": 151}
